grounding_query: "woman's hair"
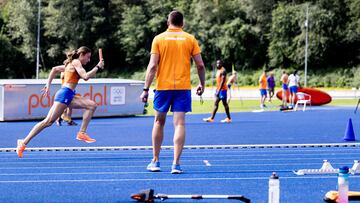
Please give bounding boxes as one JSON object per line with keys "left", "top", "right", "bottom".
{"left": 64, "top": 46, "right": 91, "bottom": 66}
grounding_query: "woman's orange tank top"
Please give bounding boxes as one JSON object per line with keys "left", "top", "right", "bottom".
{"left": 63, "top": 66, "right": 80, "bottom": 84}
{"left": 60, "top": 72, "right": 65, "bottom": 85}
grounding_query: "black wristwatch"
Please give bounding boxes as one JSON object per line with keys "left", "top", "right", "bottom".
{"left": 143, "top": 87, "right": 149, "bottom": 92}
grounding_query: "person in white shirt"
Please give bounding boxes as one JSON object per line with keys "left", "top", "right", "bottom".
{"left": 288, "top": 70, "right": 300, "bottom": 108}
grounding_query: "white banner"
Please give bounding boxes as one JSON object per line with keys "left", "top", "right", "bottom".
{"left": 0, "top": 79, "right": 144, "bottom": 121}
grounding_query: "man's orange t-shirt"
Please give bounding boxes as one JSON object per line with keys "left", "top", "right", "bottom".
{"left": 151, "top": 28, "right": 201, "bottom": 90}
{"left": 259, "top": 73, "right": 267, "bottom": 89}
{"left": 281, "top": 74, "right": 288, "bottom": 84}
{"left": 216, "top": 68, "right": 228, "bottom": 90}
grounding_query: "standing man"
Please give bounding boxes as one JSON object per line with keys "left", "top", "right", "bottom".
{"left": 226, "top": 71, "right": 237, "bottom": 104}
{"left": 288, "top": 70, "right": 300, "bottom": 108}
{"left": 267, "top": 72, "right": 275, "bottom": 102}
{"left": 280, "top": 70, "right": 289, "bottom": 108}
{"left": 259, "top": 69, "right": 268, "bottom": 108}
{"left": 203, "top": 60, "right": 231, "bottom": 123}
{"left": 140, "top": 11, "right": 206, "bottom": 174}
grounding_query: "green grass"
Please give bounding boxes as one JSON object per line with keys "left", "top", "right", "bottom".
{"left": 327, "top": 99, "right": 358, "bottom": 106}
{"left": 142, "top": 98, "right": 358, "bottom": 116}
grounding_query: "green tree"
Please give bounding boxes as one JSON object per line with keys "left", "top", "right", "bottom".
{"left": 0, "top": 0, "right": 359, "bottom": 81}
{"left": 243, "top": 0, "right": 278, "bottom": 34}
{"left": 117, "top": 0, "right": 175, "bottom": 69}
{"left": 0, "top": 35, "right": 29, "bottom": 78}
{"left": 345, "top": 0, "right": 360, "bottom": 65}
{"left": 268, "top": 3, "right": 341, "bottom": 70}
{"left": 43, "top": 0, "right": 114, "bottom": 68}
{"left": 184, "top": 0, "right": 264, "bottom": 71}
{"left": 3, "top": 0, "right": 37, "bottom": 60}
{"left": 44, "top": 0, "right": 94, "bottom": 57}
{"left": 268, "top": 3, "right": 303, "bottom": 69}
{"left": 118, "top": 5, "right": 149, "bottom": 67}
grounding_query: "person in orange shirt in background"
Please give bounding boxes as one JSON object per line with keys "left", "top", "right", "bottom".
{"left": 280, "top": 70, "right": 289, "bottom": 108}
{"left": 203, "top": 59, "right": 231, "bottom": 123}
{"left": 16, "top": 46, "right": 104, "bottom": 158}
{"left": 140, "top": 11, "right": 206, "bottom": 174}
{"left": 259, "top": 69, "right": 268, "bottom": 109}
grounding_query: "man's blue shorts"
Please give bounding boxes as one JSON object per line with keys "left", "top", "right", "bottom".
{"left": 260, "top": 89, "right": 267, "bottom": 96}
{"left": 54, "top": 87, "right": 76, "bottom": 106}
{"left": 153, "top": 90, "right": 191, "bottom": 113}
{"left": 217, "top": 90, "right": 227, "bottom": 100}
{"left": 282, "top": 83, "right": 288, "bottom": 90}
{"left": 227, "top": 84, "right": 231, "bottom": 89}
{"left": 289, "top": 86, "right": 298, "bottom": 94}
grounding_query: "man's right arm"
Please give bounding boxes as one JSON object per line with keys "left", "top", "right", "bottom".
{"left": 192, "top": 54, "right": 206, "bottom": 95}
{"left": 140, "top": 54, "right": 159, "bottom": 103}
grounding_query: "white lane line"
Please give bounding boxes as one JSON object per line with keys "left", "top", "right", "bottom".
{"left": 3, "top": 151, "right": 360, "bottom": 161}
{"left": 0, "top": 171, "right": 151, "bottom": 176}
{"left": 0, "top": 156, "right": 357, "bottom": 165}
{"left": 1, "top": 143, "right": 360, "bottom": 153}
{"left": 0, "top": 161, "right": 354, "bottom": 170}
{"left": 0, "top": 175, "right": 359, "bottom": 183}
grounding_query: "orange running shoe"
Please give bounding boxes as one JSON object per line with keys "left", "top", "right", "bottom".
{"left": 16, "top": 139, "right": 26, "bottom": 158}
{"left": 76, "top": 132, "right": 96, "bottom": 143}
{"left": 202, "top": 117, "right": 214, "bottom": 123}
{"left": 220, "top": 118, "right": 232, "bottom": 123}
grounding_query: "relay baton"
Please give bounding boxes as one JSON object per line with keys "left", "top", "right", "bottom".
{"left": 99, "top": 48, "right": 103, "bottom": 61}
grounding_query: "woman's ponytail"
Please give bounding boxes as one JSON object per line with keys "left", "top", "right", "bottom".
{"left": 63, "top": 46, "right": 91, "bottom": 66}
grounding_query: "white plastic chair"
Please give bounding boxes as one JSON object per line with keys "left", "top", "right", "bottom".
{"left": 294, "top": 92, "right": 311, "bottom": 111}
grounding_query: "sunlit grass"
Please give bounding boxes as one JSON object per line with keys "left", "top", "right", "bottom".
{"left": 142, "top": 98, "right": 358, "bottom": 116}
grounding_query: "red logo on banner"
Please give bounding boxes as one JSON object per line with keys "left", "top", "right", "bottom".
{"left": 28, "top": 86, "right": 107, "bottom": 115}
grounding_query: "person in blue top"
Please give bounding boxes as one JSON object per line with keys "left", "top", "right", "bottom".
{"left": 267, "top": 72, "right": 275, "bottom": 102}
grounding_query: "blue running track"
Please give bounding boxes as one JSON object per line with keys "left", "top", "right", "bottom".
{"left": 0, "top": 106, "right": 360, "bottom": 202}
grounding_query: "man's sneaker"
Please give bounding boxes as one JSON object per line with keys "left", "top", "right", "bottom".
{"left": 220, "top": 118, "right": 232, "bottom": 123}
{"left": 76, "top": 132, "right": 96, "bottom": 143}
{"left": 203, "top": 117, "right": 214, "bottom": 123}
{"left": 171, "top": 164, "right": 183, "bottom": 174}
{"left": 146, "top": 161, "right": 161, "bottom": 172}
{"left": 16, "top": 139, "right": 26, "bottom": 158}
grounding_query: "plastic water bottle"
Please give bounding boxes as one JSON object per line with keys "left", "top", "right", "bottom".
{"left": 269, "top": 172, "right": 280, "bottom": 203}
{"left": 338, "top": 166, "right": 349, "bottom": 203}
